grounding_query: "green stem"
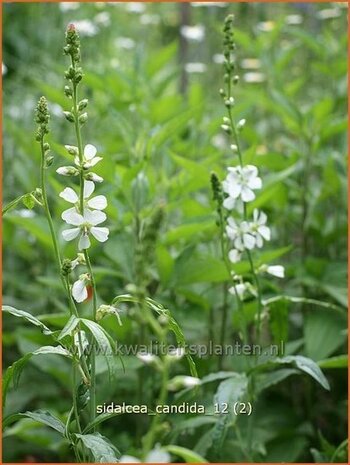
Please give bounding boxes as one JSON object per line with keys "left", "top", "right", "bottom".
{"left": 70, "top": 54, "right": 98, "bottom": 434}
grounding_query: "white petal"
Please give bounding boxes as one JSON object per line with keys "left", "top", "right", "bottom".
{"left": 258, "top": 225, "right": 271, "bottom": 241}
{"left": 83, "top": 180, "right": 95, "bottom": 198}
{"left": 79, "top": 233, "right": 91, "bottom": 250}
{"left": 90, "top": 227, "right": 109, "bottom": 242}
{"left": 59, "top": 187, "right": 78, "bottom": 204}
{"left": 88, "top": 172, "right": 104, "bottom": 183}
{"left": 228, "top": 249, "right": 241, "bottom": 263}
{"left": 243, "top": 233, "right": 255, "bottom": 249}
{"left": 85, "top": 209, "right": 106, "bottom": 226}
{"left": 88, "top": 156, "right": 103, "bottom": 167}
{"left": 223, "top": 196, "right": 236, "bottom": 210}
{"left": 244, "top": 165, "right": 258, "bottom": 178}
{"left": 241, "top": 186, "right": 255, "bottom": 202}
{"left": 84, "top": 144, "right": 97, "bottom": 160}
{"left": 267, "top": 265, "right": 285, "bottom": 278}
{"left": 87, "top": 195, "right": 107, "bottom": 210}
{"left": 62, "top": 207, "right": 78, "bottom": 223}
{"left": 234, "top": 236, "right": 244, "bottom": 251}
{"left": 255, "top": 234, "right": 263, "bottom": 248}
{"left": 63, "top": 211, "right": 84, "bottom": 226}
{"left": 248, "top": 175, "right": 262, "bottom": 190}
{"left": 72, "top": 279, "right": 88, "bottom": 303}
{"left": 62, "top": 228, "right": 80, "bottom": 241}
{"left": 258, "top": 211, "right": 267, "bottom": 225}
{"left": 253, "top": 208, "right": 259, "bottom": 222}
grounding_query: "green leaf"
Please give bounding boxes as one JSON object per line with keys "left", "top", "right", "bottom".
{"left": 80, "top": 319, "right": 116, "bottom": 378}
{"left": 165, "top": 445, "right": 208, "bottom": 463}
{"left": 3, "top": 346, "right": 72, "bottom": 406}
{"left": 22, "top": 193, "right": 35, "bottom": 210}
{"left": 76, "top": 432, "right": 121, "bottom": 463}
{"left": 305, "top": 309, "right": 347, "bottom": 361}
{"left": 254, "top": 355, "right": 330, "bottom": 390}
{"left": 3, "top": 410, "right": 65, "bottom": 435}
{"left": 269, "top": 299, "right": 288, "bottom": 344}
{"left": 318, "top": 355, "right": 348, "bottom": 369}
{"left": 58, "top": 315, "right": 80, "bottom": 340}
{"left": 211, "top": 374, "right": 248, "bottom": 452}
{"left": 256, "top": 368, "right": 300, "bottom": 394}
{"left": 3, "top": 306, "right": 53, "bottom": 335}
{"left": 83, "top": 412, "right": 123, "bottom": 434}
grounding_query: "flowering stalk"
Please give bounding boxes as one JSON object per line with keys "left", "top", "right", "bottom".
{"left": 59, "top": 24, "right": 109, "bottom": 437}
{"left": 218, "top": 15, "right": 284, "bottom": 345}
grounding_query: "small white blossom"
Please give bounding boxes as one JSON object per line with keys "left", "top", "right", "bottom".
{"left": 60, "top": 180, "right": 107, "bottom": 222}
{"left": 137, "top": 353, "right": 158, "bottom": 365}
{"left": 223, "top": 165, "right": 262, "bottom": 204}
{"left": 226, "top": 217, "right": 255, "bottom": 251}
{"left": 228, "top": 248, "right": 242, "bottom": 263}
{"left": 185, "top": 62, "right": 207, "bottom": 74}
{"left": 72, "top": 274, "right": 90, "bottom": 303}
{"left": 74, "top": 144, "right": 102, "bottom": 169}
{"left": 267, "top": 265, "right": 285, "bottom": 278}
{"left": 180, "top": 24, "right": 205, "bottom": 42}
{"left": 229, "top": 283, "right": 247, "bottom": 300}
{"left": 62, "top": 209, "right": 109, "bottom": 250}
{"left": 237, "top": 118, "right": 246, "bottom": 129}
{"left": 250, "top": 209, "right": 271, "bottom": 248}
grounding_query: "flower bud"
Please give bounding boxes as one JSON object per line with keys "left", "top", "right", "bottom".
{"left": 65, "top": 144, "right": 79, "bottom": 156}
{"left": 210, "top": 171, "right": 222, "bottom": 203}
{"left": 224, "top": 97, "right": 235, "bottom": 107}
{"left": 43, "top": 142, "right": 50, "bottom": 152}
{"left": 96, "top": 304, "right": 122, "bottom": 326}
{"left": 78, "top": 112, "right": 88, "bottom": 125}
{"left": 237, "top": 118, "right": 246, "bottom": 130}
{"left": 64, "top": 85, "right": 73, "bottom": 98}
{"left": 61, "top": 258, "right": 73, "bottom": 276}
{"left": 233, "top": 75, "right": 239, "bottom": 84}
{"left": 85, "top": 172, "right": 104, "bottom": 183}
{"left": 167, "top": 376, "right": 201, "bottom": 391}
{"left": 221, "top": 124, "right": 231, "bottom": 133}
{"left": 56, "top": 166, "right": 79, "bottom": 176}
{"left": 45, "top": 155, "right": 54, "bottom": 167}
{"left": 63, "top": 111, "right": 75, "bottom": 123}
{"left": 230, "top": 144, "right": 238, "bottom": 152}
{"left": 78, "top": 99, "right": 89, "bottom": 111}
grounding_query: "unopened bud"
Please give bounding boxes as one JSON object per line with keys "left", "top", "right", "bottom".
{"left": 65, "top": 145, "right": 79, "bottom": 155}
{"left": 237, "top": 118, "right": 246, "bottom": 130}
{"left": 56, "top": 166, "right": 79, "bottom": 176}
{"left": 64, "top": 85, "right": 73, "bottom": 98}
{"left": 78, "top": 112, "right": 88, "bottom": 125}
{"left": 78, "top": 99, "right": 88, "bottom": 111}
{"left": 63, "top": 111, "right": 75, "bottom": 123}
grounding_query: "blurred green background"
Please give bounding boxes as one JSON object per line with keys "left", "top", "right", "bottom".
{"left": 3, "top": 2, "right": 348, "bottom": 463}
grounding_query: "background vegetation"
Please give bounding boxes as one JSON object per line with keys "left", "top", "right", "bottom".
{"left": 3, "top": 2, "right": 348, "bottom": 463}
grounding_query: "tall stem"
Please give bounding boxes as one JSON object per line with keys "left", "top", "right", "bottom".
{"left": 71, "top": 63, "right": 97, "bottom": 432}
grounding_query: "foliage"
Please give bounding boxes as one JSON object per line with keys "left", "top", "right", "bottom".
{"left": 3, "top": 2, "right": 347, "bottom": 463}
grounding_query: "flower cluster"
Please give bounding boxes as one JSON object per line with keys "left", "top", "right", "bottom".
{"left": 217, "top": 15, "right": 284, "bottom": 299}
{"left": 57, "top": 24, "right": 109, "bottom": 303}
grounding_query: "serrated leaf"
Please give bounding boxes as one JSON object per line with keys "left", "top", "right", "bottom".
{"left": 76, "top": 432, "right": 120, "bottom": 463}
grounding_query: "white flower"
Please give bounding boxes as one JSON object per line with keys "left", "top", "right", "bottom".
{"left": 62, "top": 209, "right": 109, "bottom": 250}
{"left": 223, "top": 165, "right": 262, "bottom": 204}
{"left": 137, "top": 353, "right": 158, "bottom": 365}
{"left": 167, "top": 347, "right": 185, "bottom": 361}
{"left": 229, "top": 283, "right": 247, "bottom": 300}
{"left": 226, "top": 217, "right": 255, "bottom": 251}
{"left": 228, "top": 249, "right": 242, "bottom": 263}
{"left": 267, "top": 265, "right": 285, "bottom": 278}
{"left": 60, "top": 180, "right": 107, "bottom": 222}
{"left": 168, "top": 375, "right": 201, "bottom": 391}
{"left": 72, "top": 274, "right": 90, "bottom": 303}
{"left": 180, "top": 24, "right": 205, "bottom": 42}
{"left": 185, "top": 62, "right": 207, "bottom": 74}
{"left": 250, "top": 209, "right": 271, "bottom": 248}
{"left": 74, "top": 144, "right": 102, "bottom": 169}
